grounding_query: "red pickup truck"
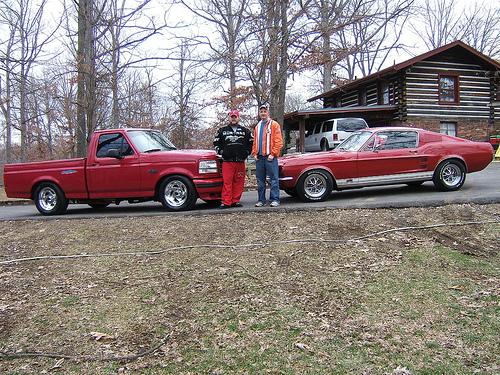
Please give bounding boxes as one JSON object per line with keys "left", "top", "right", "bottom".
{"left": 3, "top": 128, "right": 223, "bottom": 215}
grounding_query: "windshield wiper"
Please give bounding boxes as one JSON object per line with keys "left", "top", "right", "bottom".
{"left": 144, "top": 148, "right": 162, "bottom": 153}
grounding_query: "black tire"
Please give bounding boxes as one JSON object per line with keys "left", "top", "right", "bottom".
{"left": 296, "top": 169, "right": 333, "bottom": 202}
{"left": 158, "top": 175, "right": 197, "bottom": 211}
{"left": 34, "top": 182, "right": 68, "bottom": 215}
{"left": 88, "top": 202, "right": 110, "bottom": 209}
{"left": 433, "top": 160, "right": 466, "bottom": 191}
{"left": 320, "top": 139, "right": 330, "bottom": 151}
{"left": 284, "top": 188, "right": 298, "bottom": 198}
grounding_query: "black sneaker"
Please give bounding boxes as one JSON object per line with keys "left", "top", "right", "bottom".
{"left": 231, "top": 202, "right": 243, "bottom": 207}
{"left": 219, "top": 204, "right": 231, "bottom": 209}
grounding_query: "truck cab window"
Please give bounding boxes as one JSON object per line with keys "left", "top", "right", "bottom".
{"left": 96, "top": 133, "right": 134, "bottom": 158}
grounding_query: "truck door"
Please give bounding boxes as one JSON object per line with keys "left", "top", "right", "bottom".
{"left": 86, "top": 132, "right": 142, "bottom": 198}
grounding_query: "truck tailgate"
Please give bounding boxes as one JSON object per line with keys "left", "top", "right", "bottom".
{"left": 4, "top": 158, "right": 88, "bottom": 199}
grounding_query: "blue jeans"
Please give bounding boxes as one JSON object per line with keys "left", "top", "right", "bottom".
{"left": 256, "top": 156, "right": 280, "bottom": 203}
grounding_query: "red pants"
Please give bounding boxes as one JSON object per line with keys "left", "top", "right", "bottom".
{"left": 221, "top": 162, "right": 246, "bottom": 205}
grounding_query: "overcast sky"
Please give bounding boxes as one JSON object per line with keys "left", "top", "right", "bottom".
{"left": 1, "top": 0, "right": 492, "bottom": 124}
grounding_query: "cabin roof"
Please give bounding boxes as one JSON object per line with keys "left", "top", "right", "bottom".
{"left": 307, "top": 40, "right": 500, "bottom": 102}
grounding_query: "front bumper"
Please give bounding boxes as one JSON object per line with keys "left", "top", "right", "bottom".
{"left": 193, "top": 177, "right": 223, "bottom": 200}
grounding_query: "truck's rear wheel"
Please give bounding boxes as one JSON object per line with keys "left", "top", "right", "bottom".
{"left": 34, "top": 182, "right": 68, "bottom": 215}
{"left": 158, "top": 175, "right": 197, "bottom": 211}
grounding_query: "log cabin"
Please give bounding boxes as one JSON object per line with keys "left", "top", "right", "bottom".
{"left": 285, "top": 40, "right": 500, "bottom": 152}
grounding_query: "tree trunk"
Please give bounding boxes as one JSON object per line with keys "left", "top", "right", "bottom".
{"left": 76, "top": 0, "right": 89, "bottom": 157}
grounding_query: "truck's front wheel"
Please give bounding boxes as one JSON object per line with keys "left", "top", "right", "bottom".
{"left": 158, "top": 176, "right": 197, "bottom": 211}
{"left": 34, "top": 182, "right": 68, "bottom": 215}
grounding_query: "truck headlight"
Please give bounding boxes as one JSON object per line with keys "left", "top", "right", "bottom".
{"left": 199, "top": 160, "right": 218, "bottom": 174}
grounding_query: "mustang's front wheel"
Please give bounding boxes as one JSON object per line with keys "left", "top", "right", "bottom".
{"left": 433, "top": 160, "right": 466, "bottom": 191}
{"left": 158, "top": 175, "right": 197, "bottom": 211}
{"left": 34, "top": 182, "right": 68, "bottom": 215}
{"left": 296, "top": 169, "right": 333, "bottom": 202}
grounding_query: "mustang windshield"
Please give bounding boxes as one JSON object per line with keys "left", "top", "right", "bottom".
{"left": 336, "top": 131, "right": 372, "bottom": 151}
{"left": 127, "top": 130, "right": 176, "bottom": 153}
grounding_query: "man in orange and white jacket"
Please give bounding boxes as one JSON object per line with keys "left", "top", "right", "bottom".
{"left": 251, "top": 103, "right": 283, "bottom": 207}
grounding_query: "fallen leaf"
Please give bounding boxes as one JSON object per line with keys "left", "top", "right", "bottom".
{"left": 50, "top": 358, "right": 64, "bottom": 370}
{"left": 294, "top": 342, "right": 309, "bottom": 351}
{"left": 89, "top": 331, "right": 115, "bottom": 342}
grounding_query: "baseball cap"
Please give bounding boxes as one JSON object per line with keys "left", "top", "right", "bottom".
{"left": 229, "top": 110, "right": 239, "bottom": 117}
{"left": 259, "top": 103, "right": 269, "bottom": 110}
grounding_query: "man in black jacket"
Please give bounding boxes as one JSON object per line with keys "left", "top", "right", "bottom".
{"left": 213, "top": 110, "right": 253, "bottom": 208}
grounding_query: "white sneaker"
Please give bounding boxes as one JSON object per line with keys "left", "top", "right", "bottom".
{"left": 255, "top": 201, "right": 264, "bottom": 207}
{"left": 270, "top": 201, "right": 280, "bottom": 207}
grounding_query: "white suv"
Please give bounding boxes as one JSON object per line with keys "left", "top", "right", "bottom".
{"left": 304, "top": 117, "right": 368, "bottom": 152}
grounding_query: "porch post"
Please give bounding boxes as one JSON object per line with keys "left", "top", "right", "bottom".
{"left": 299, "top": 118, "right": 305, "bottom": 153}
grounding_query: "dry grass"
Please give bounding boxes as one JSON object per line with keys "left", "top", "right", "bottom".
{"left": 0, "top": 204, "right": 499, "bottom": 374}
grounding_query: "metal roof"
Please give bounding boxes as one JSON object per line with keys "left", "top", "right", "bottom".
{"left": 284, "top": 105, "right": 397, "bottom": 121}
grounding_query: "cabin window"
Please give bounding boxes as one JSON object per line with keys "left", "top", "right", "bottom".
{"left": 358, "top": 87, "right": 367, "bottom": 106}
{"left": 96, "top": 133, "right": 134, "bottom": 158}
{"left": 440, "top": 122, "right": 457, "bottom": 136}
{"left": 439, "top": 75, "right": 459, "bottom": 104}
{"left": 378, "top": 81, "right": 391, "bottom": 104}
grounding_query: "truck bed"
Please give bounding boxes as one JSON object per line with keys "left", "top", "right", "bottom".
{"left": 4, "top": 158, "right": 88, "bottom": 199}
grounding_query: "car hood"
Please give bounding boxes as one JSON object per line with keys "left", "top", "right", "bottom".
{"left": 143, "top": 149, "right": 218, "bottom": 161}
{"left": 280, "top": 150, "right": 342, "bottom": 164}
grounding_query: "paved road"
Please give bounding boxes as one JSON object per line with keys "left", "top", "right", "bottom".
{"left": 1, "top": 162, "right": 499, "bottom": 221}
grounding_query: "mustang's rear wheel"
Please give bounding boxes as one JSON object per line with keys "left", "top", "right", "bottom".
{"left": 433, "top": 160, "right": 466, "bottom": 191}
{"left": 34, "top": 182, "right": 68, "bottom": 215}
{"left": 296, "top": 169, "right": 333, "bottom": 202}
{"left": 158, "top": 175, "right": 197, "bottom": 211}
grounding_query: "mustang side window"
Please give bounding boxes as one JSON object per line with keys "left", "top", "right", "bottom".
{"left": 96, "top": 133, "right": 134, "bottom": 158}
{"left": 376, "top": 131, "right": 417, "bottom": 150}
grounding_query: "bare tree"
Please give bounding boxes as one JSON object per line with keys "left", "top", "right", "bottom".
{"left": 167, "top": 40, "right": 206, "bottom": 148}
{"left": 178, "top": 0, "right": 251, "bottom": 108}
{"left": 413, "top": 0, "right": 499, "bottom": 58}
{"left": 413, "top": 0, "right": 462, "bottom": 50}
{"left": 240, "top": 0, "right": 313, "bottom": 127}
{"left": 0, "top": 0, "right": 57, "bottom": 161}
{"left": 0, "top": 13, "right": 16, "bottom": 162}
{"left": 301, "top": 0, "right": 355, "bottom": 91}
{"left": 461, "top": 5, "right": 500, "bottom": 58}
{"left": 97, "top": 0, "right": 167, "bottom": 128}
{"left": 335, "top": 0, "right": 414, "bottom": 80}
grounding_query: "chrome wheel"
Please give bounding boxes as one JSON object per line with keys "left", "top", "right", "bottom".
{"left": 440, "top": 163, "right": 463, "bottom": 188}
{"left": 34, "top": 182, "right": 68, "bottom": 215}
{"left": 164, "top": 180, "right": 188, "bottom": 208}
{"left": 303, "top": 173, "right": 328, "bottom": 199}
{"left": 433, "top": 160, "right": 466, "bottom": 192}
{"left": 38, "top": 186, "right": 58, "bottom": 211}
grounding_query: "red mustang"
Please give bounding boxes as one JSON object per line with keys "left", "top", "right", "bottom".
{"left": 279, "top": 127, "right": 494, "bottom": 202}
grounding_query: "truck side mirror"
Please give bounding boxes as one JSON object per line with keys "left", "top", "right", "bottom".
{"left": 106, "top": 148, "right": 123, "bottom": 159}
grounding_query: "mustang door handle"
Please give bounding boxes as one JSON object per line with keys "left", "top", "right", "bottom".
{"left": 409, "top": 150, "right": 418, "bottom": 154}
